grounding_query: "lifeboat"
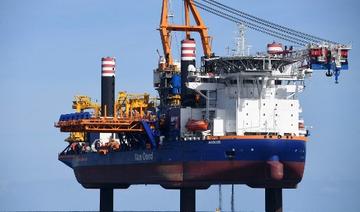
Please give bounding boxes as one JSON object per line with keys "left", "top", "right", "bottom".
{"left": 186, "top": 119, "right": 209, "bottom": 131}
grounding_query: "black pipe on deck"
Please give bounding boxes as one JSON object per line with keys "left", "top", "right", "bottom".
{"left": 101, "top": 57, "right": 115, "bottom": 117}
{"left": 101, "top": 77, "right": 115, "bottom": 117}
{"left": 180, "top": 188, "right": 196, "bottom": 212}
{"left": 265, "top": 188, "right": 282, "bottom": 212}
{"left": 100, "top": 188, "right": 113, "bottom": 212}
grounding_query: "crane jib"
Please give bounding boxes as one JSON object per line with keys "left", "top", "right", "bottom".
{"left": 189, "top": 0, "right": 351, "bottom": 83}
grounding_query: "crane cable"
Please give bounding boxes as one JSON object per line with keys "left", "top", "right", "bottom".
{"left": 193, "top": 0, "right": 310, "bottom": 46}
{"left": 192, "top": 0, "right": 308, "bottom": 46}
{"left": 199, "top": 0, "right": 337, "bottom": 44}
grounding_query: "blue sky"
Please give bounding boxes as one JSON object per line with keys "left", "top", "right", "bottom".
{"left": 0, "top": 0, "right": 359, "bottom": 211}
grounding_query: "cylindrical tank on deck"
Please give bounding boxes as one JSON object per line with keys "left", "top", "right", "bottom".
{"left": 267, "top": 42, "right": 283, "bottom": 54}
{"left": 101, "top": 57, "right": 116, "bottom": 117}
{"left": 171, "top": 74, "right": 181, "bottom": 95}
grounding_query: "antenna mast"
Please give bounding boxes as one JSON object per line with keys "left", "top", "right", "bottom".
{"left": 234, "top": 23, "right": 250, "bottom": 56}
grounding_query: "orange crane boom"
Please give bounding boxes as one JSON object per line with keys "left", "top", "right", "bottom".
{"left": 159, "top": 0, "right": 212, "bottom": 66}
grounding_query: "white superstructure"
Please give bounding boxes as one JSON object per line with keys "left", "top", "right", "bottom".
{"left": 182, "top": 51, "right": 312, "bottom": 138}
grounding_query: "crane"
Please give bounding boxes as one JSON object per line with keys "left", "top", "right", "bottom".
{"left": 115, "top": 91, "right": 156, "bottom": 119}
{"left": 192, "top": 0, "right": 351, "bottom": 83}
{"left": 160, "top": 0, "right": 213, "bottom": 67}
{"left": 160, "top": 0, "right": 350, "bottom": 83}
{"left": 72, "top": 95, "right": 100, "bottom": 115}
{"left": 65, "top": 95, "right": 101, "bottom": 142}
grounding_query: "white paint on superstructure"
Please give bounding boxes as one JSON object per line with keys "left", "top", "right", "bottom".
{"left": 184, "top": 55, "right": 310, "bottom": 137}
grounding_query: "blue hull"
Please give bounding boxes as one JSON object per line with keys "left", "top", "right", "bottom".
{"left": 59, "top": 138, "right": 306, "bottom": 189}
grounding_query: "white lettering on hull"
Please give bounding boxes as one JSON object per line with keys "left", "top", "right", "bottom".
{"left": 134, "top": 152, "right": 154, "bottom": 161}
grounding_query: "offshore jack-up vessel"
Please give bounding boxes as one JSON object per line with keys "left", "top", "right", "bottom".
{"left": 55, "top": 0, "right": 351, "bottom": 211}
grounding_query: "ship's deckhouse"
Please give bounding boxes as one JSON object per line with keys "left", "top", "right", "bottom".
{"left": 183, "top": 55, "right": 310, "bottom": 138}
